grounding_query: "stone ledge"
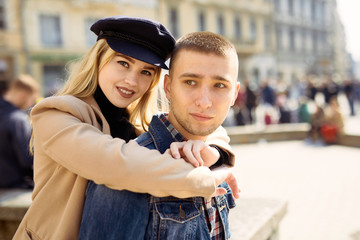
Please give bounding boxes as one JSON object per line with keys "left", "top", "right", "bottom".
{"left": 0, "top": 189, "right": 32, "bottom": 221}
{"left": 226, "top": 123, "right": 310, "bottom": 144}
{"left": 226, "top": 123, "right": 360, "bottom": 148}
{"left": 0, "top": 189, "right": 32, "bottom": 240}
{"left": 0, "top": 190, "right": 286, "bottom": 240}
{"left": 230, "top": 197, "right": 287, "bottom": 240}
{"left": 338, "top": 134, "right": 360, "bottom": 148}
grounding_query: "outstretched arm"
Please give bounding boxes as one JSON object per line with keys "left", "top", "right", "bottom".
{"left": 31, "top": 96, "right": 218, "bottom": 199}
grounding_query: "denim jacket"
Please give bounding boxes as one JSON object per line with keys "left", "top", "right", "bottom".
{"left": 79, "top": 114, "right": 235, "bottom": 240}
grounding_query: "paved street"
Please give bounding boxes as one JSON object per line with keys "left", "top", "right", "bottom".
{"left": 229, "top": 141, "right": 360, "bottom": 240}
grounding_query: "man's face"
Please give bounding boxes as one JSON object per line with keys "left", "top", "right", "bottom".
{"left": 165, "top": 50, "right": 239, "bottom": 140}
{"left": 19, "top": 91, "right": 37, "bottom": 110}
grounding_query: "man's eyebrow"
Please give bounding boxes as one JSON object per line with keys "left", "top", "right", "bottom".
{"left": 213, "top": 75, "right": 231, "bottom": 82}
{"left": 179, "top": 73, "right": 203, "bottom": 79}
{"left": 179, "top": 72, "right": 231, "bottom": 83}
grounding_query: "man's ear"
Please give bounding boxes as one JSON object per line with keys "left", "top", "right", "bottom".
{"left": 164, "top": 74, "right": 171, "bottom": 101}
{"left": 230, "top": 82, "right": 240, "bottom": 106}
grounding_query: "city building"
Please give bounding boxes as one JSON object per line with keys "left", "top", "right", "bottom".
{"left": 0, "top": 0, "right": 23, "bottom": 92}
{"left": 157, "top": 0, "right": 275, "bottom": 84}
{"left": 273, "top": 0, "right": 349, "bottom": 84}
{"left": 0, "top": 0, "right": 351, "bottom": 96}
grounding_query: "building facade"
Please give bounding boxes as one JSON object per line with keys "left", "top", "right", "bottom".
{"left": 0, "top": 0, "right": 350, "bottom": 96}
{"left": 157, "top": 0, "right": 276, "bottom": 85}
{"left": 273, "top": 0, "right": 349, "bottom": 84}
{"left": 1, "top": 0, "right": 157, "bottom": 95}
{"left": 0, "top": 0, "right": 23, "bottom": 92}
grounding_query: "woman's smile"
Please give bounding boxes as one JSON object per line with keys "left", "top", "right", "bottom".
{"left": 117, "top": 87, "right": 135, "bottom": 98}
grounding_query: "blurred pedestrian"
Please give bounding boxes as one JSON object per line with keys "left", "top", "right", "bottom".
{"left": 321, "top": 96, "right": 344, "bottom": 144}
{"left": 306, "top": 79, "right": 318, "bottom": 101}
{"left": 261, "top": 79, "right": 276, "bottom": 106}
{"left": 0, "top": 74, "right": 40, "bottom": 188}
{"left": 244, "top": 80, "right": 257, "bottom": 124}
{"left": 343, "top": 79, "right": 356, "bottom": 116}
{"left": 322, "top": 77, "right": 339, "bottom": 105}
{"left": 0, "top": 81, "right": 7, "bottom": 96}
{"left": 297, "top": 97, "right": 311, "bottom": 123}
{"left": 307, "top": 103, "right": 325, "bottom": 144}
{"left": 233, "top": 84, "right": 246, "bottom": 125}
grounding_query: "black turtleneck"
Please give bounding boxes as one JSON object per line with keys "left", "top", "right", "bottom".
{"left": 94, "top": 87, "right": 137, "bottom": 142}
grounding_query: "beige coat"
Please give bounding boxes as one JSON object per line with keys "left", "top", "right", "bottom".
{"left": 13, "top": 95, "right": 233, "bottom": 240}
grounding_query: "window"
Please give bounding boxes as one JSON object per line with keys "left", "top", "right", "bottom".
{"left": 169, "top": 7, "right": 179, "bottom": 38}
{"left": 276, "top": 26, "right": 282, "bottom": 51}
{"left": 264, "top": 23, "right": 270, "bottom": 50}
{"left": 319, "top": 1, "right": 326, "bottom": 24}
{"left": 0, "top": 0, "right": 6, "bottom": 29}
{"left": 274, "top": 0, "right": 281, "bottom": 13}
{"left": 234, "top": 16, "right": 242, "bottom": 42}
{"left": 250, "top": 18, "right": 257, "bottom": 42}
{"left": 288, "top": 0, "right": 294, "bottom": 16}
{"left": 217, "top": 13, "right": 225, "bottom": 36}
{"left": 197, "top": 10, "right": 206, "bottom": 31}
{"left": 289, "top": 28, "right": 295, "bottom": 51}
{"left": 301, "top": 29, "right": 307, "bottom": 52}
{"left": 43, "top": 65, "right": 66, "bottom": 96}
{"left": 312, "top": 30, "right": 317, "bottom": 53}
{"left": 0, "top": 56, "right": 13, "bottom": 83}
{"left": 39, "top": 14, "right": 63, "bottom": 47}
{"left": 311, "top": 0, "right": 316, "bottom": 21}
{"left": 299, "top": 0, "right": 304, "bottom": 17}
{"left": 85, "top": 18, "right": 98, "bottom": 47}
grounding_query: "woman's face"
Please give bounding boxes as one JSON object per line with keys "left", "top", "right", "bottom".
{"left": 98, "top": 53, "right": 157, "bottom": 108}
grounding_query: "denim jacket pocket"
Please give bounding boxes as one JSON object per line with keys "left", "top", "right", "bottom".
{"left": 154, "top": 199, "right": 201, "bottom": 223}
{"left": 147, "top": 197, "right": 211, "bottom": 240}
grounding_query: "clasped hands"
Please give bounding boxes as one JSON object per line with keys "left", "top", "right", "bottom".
{"left": 165, "top": 140, "right": 240, "bottom": 199}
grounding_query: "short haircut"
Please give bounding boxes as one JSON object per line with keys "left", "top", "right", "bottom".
{"left": 169, "top": 31, "right": 237, "bottom": 70}
{"left": 9, "top": 74, "right": 40, "bottom": 93}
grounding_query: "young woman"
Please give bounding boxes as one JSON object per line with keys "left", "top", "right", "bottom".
{"left": 13, "top": 16, "right": 236, "bottom": 240}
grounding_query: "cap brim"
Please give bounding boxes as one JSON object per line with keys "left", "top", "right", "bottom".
{"left": 106, "top": 38, "right": 169, "bottom": 70}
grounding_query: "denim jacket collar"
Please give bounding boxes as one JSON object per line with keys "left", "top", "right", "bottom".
{"left": 147, "top": 114, "right": 184, "bottom": 154}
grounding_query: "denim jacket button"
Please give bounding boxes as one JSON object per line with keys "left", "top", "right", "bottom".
{"left": 179, "top": 205, "right": 186, "bottom": 219}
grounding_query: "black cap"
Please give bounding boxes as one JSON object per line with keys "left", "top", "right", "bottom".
{"left": 91, "top": 15, "right": 175, "bottom": 69}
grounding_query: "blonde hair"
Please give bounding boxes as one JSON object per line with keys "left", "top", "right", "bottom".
{"left": 58, "top": 39, "right": 161, "bottom": 131}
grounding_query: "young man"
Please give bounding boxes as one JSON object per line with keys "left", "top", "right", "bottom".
{"left": 79, "top": 31, "right": 240, "bottom": 240}
{"left": 0, "top": 74, "right": 40, "bottom": 188}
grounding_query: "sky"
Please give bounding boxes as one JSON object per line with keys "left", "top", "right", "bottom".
{"left": 337, "top": 0, "right": 360, "bottom": 61}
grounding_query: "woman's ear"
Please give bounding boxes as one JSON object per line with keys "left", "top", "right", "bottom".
{"left": 164, "top": 74, "right": 171, "bottom": 101}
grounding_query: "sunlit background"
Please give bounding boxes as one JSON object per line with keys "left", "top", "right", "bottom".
{"left": 0, "top": 0, "right": 358, "bottom": 96}
{"left": 1, "top": 1, "right": 359, "bottom": 240}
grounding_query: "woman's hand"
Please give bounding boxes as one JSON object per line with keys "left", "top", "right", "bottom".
{"left": 166, "top": 140, "right": 220, "bottom": 168}
{"left": 211, "top": 166, "right": 240, "bottom": 199}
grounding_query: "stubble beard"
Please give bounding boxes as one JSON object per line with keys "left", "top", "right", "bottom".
{"left": 172, "top": 108, "right": 218, "bottom": 137}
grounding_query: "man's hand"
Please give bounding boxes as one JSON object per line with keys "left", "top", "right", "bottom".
{"left": 166, "top": 140, "right": 220, "bottom": 167}
{"left": 211, "top": 167, "right": 240, "bottom": 199}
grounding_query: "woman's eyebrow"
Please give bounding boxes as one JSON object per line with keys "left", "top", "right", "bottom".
{"left": 115, "top": 54, "right": 135, "bottom": 63}
{"left": 115, "top": 54, "right": 156, "bottom": 71}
